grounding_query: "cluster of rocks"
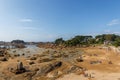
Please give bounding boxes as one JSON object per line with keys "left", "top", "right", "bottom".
{"left": 0, "top": 49, "right": 7, "bottom": 56}
{"left": 7, "top": 59, "right": 86, "bottom": 80}
{"left": 0, "top": 46, "right": 88, "bottom": 80}
{"left": 6, "top": 60, "right": 63, "bottom": 80}
{"left": 0, "top": 49, "right": 10, "bottom": 61}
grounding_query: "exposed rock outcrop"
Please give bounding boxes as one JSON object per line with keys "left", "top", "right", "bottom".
{"left": 35, "top": 61, "right": 62, "bottom": 76}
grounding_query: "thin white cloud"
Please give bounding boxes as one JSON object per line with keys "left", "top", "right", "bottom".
{"left": 21, "top": 27, "right": 37, "bottom": 30}
{"left": 113, "top": 32, "right": 120, "bottom": 34}
{"left": 19, "top": 18, "right": 32, "bottom": 22}
{"left": 104, "top": 29, "right": 111, "bottom": 33}
{"left": 107, "top": 19, "right": 120, "bottom": 26}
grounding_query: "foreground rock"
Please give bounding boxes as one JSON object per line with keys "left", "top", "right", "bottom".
{"left": 9, "top": 61, "right": 26, "bottom": 74}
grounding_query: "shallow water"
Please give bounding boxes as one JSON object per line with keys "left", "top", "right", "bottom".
{"left": 8, "top": 45, "right": 46, "bottom": 57}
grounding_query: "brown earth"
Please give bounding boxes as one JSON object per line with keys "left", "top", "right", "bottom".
{"left": 0, "top": 46, "right": 120, "bottom": 80}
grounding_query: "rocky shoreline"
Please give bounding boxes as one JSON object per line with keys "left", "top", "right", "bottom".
{"left": 0, "top": 46, "right": 120, "bottom": 80}
{"left": 0, "top": 46, "right": 87, "bottom": 80}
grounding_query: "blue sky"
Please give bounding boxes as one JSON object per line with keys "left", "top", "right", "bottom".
{"left": 0, "top": 0, "right": 120, "bottom": 41}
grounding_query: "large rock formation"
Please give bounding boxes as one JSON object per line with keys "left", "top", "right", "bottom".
{"left": 35, "top": 61, "right": 62, "bottom": 76}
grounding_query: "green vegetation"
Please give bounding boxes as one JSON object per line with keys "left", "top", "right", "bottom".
{"left": 54, "top": 34, "right": 120, "bottom": 47}
{"left": 55, "top": 38, "right": 64, "bottom": 45}
{"left": 64, "top": 36, "right": 93, "bottom": 46}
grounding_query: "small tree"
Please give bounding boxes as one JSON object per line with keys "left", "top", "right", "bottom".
{"left": 112, "top": 37, "right": 120, "bottom": 47}
{"left": 55, "top": 38, "right": 64, "bottom": 45}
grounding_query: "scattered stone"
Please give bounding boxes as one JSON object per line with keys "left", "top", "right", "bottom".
{"left": 84, "top": 73, "right": 89, "bottom": 77}
{"left": 66, "top": 65, "right": 83, "bottom": 73}
{"left": 52, "top": 53, "right": 61, "bottom": 58}
{"left": 94, "top": 54, "right": 98, "bottom": 56}
{"left": 90, "top": 60, "right": 102, "bottom": 64}
{"left": 0, "top": 57, "right": 7, "bottom": 61}
{"left": 13, "top": 50, "right": 16, "bottom": 53}
{"left": 29, "top": 61, "right": 35, "bottom": 65}
{"left": 23, "top": 71, "right": 36, "bottom": 78}
{"left": 47, "top": 71, "right": 59, "bottom": 78}
{"left": 52, "top": 61, "right": 62, "bottom": 68}
{"left": 8, "top": 67, "right": 14, "bottom": 72}
{"left": 26, "top": 56, "right": 31, "bottom": 58}
{"left": 22, "top": 53, "right": 25, "bottom": 56}
{"left": 108, "top": 61, "right": 112, "bottom": 64}
{"left": 10, "top": 71, "right": 36, "bottom": 80}
{"left": 76, "top": 56, "right": 83, "bottom": 62}
{"left": 14, "top": 54, "right": 20, "bottom": 57}
{"left": 30, "top": 57, "right": 37, "bottom": 60}
{"left": 26, "top": 51, "right": 30, "bottom": 53}
{"left": 34, "top": 68, "right": 39, "bottom": 72}
{"left": 76, "top": 58, "right": 83, "bottom": 62}
{"left": 37, "top": 57, "right": 54, "bottom": 63}
{"left": 36, "top": 64, "right": 54, "bottom": 76}
{"left": 62, "top": 54, "right": 69, "bottom": 58}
